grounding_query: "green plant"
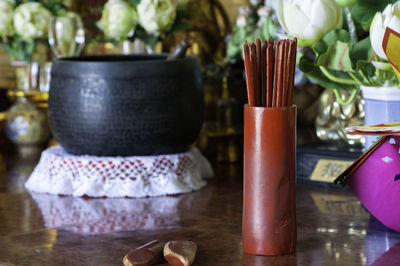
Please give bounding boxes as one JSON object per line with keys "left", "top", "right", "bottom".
{"left": 277, "top": 0, "right": 400, "bottom": 104}
{"left": 226, "top": 2, "right": 278, "bottom": 62}
{"left": 0, "top": 0, "right": 67, "bottom": 62}
{"left": 98, "top": 0, "right": 190, "bottom": 49}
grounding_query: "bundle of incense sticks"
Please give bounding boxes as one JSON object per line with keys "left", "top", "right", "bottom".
{"left": 243, "top": 38, "right": 297, "bottom": 107}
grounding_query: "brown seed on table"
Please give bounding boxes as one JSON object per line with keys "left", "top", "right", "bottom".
{"left": 123, "top": 240, "right": 167, "bottom": 266}
{"left": 164, "top": 240, "right": 197, "bottom": 266}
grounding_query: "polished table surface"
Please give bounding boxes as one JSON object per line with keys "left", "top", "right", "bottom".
{"left": 0, "top": 148, "right": 400, "bottom": 266}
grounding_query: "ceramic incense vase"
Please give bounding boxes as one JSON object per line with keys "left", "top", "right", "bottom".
{"left": 243, "top": 105, "right": 297, "bottom": 255}
{"left": 49, "top": 54, "right": 204, "bottom": 156}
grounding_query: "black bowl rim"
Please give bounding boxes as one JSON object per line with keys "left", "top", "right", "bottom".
{"left": 55, "top": 54, "right": 198, "bottom": 64}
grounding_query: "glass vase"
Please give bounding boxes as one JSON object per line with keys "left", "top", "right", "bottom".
{"left": 48, "top": 13, "right": 85, "bottom": 58}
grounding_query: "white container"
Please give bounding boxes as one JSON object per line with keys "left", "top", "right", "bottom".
{"left": 361, "top": 86, "right": 400, "bottom": 149}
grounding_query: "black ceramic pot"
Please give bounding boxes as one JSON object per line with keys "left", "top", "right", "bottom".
{"left": 48, "top": 54, "right": 204, "bottom": 156}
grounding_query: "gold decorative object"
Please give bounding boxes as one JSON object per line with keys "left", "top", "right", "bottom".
{"left": 0, "top": 61, "right": 51, "bottom": 148}
{"left": 163, "top": 0, "right": 231, "bottom": 64}
{"left": 315, "top": 89, "right": 365, "bottom": 146}
{"left": 3, "top": 96, "right": 50, "bottom": 146}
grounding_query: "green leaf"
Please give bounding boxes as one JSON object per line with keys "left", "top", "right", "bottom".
{"left": 128, "top": 0, "right": 140, "bottom": 5}
{"left": 259, "top": 17, "right": 276, "bottom": 42}
{"left": 170, "top": 22, "right": 189, "bottom": 32}
{"left": 314, "top": 29, "right": 351, "bottom": 56}
{"left": 226, "top": 43, "right": 241, "bottom": 61}
{"left": 357, "top": 60, "right": 376, "bottom": 78}
{"left": 134, "top": 28, "right": 159, "bottom": 48}
{"left": 316, "top": 41, "right": 354, "bottom": 72}
{"left": 313, "top": 30, "right": 353, "bottom": 72}
{"left": 1, "top": 36, "right": 39, "bottom": 62}
{"left": 0, "top": 43, "right": 12, "bottom": 57}
{"left": 352, "top": 0, "right": 397, "bottom": 30}
{"left": 350, "top": 36, "right": 371, "bottom": 62}
{"left": 298, "top": 55, "right": 357, "bottom": 90}
{"left": 349, "top": 36, "right": 376, "bottom": 77}
{"left": 40, "top": 0, "right": 66, "bottom": 16}
{"left": 375, "top": 67, "right": 400, "bottom": 87}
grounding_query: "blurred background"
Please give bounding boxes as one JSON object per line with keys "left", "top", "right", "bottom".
{"left": 0, "top": 0, "right": 324, "bottom": 164}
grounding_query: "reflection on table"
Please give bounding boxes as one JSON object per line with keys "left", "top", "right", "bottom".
{"left": 30, "top": 190, "right": 210, "bottom": 234}
{"left": 0, "top": 152, "right": 400, "bottom": 265}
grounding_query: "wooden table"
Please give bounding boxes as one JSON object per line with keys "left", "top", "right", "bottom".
{"left": 0, "top": 148, "right": 399, "bottom": 265}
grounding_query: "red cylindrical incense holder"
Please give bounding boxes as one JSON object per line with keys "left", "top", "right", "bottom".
{"left": 243, "top": 105, "right": 297, "bottom": 255}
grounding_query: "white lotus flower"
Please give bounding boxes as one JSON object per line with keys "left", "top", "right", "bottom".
{"left": 370, "top": 2, "right": 400, "bottom": 60}
{"left": 277, "top": 0, "right": 343, "bottom": 47}
{"left": 137, "top": 0, "right": 177, "bottom": 35}
{"left": 0, "top": 0, "right": 14, "bottom": 36}
{"left": 100, "top": 0, "right": 137, "bottom": 40}
{"left": 13, "top": 2, "right": 52, "bottom": 40}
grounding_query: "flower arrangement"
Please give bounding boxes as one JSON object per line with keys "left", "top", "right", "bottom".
{"left": 276, "top": 0, "right": 400, "bottom": 101}
{"left": 226, "top": 0, "right": 279, "bottom": 62}
{"left": 0, "top": 0, "right": 67, "bottom": 62}
{"left": 98, "top": 0, "right": 190, "bottom": 49}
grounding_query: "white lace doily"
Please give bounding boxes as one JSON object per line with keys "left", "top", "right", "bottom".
{"left": 25, "top": 146, "right": 213, "bottom": 198}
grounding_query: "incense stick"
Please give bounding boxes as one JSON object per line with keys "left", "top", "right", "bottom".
{"left": 243, "top": 41, "right": 255, "bottom": 106}
{"left": 287, "top": 38, "right": 297, "bottom": 106}
{"left": 272, "top": 42, "right": 280, "bottom": 107}
{"left": 282, "top": 40, "right": 288, "bottom": 107}
{"left": 261, "top": 41, "right": 267, "bottom": 107}
{"left": 256, "top": 39, "right": 262, "bottom": 106}
{"left": 243, "top": 38, "right": 297, "bottom": 108}
{"left": 266, "top": 41, "right": 274, "bottom": 107}
{"left": 250, "top": 43, "right": 260, "bottom": 106}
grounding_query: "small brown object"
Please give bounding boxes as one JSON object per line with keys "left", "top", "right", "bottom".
{"left": 167, "top": 40, "right": 191, "bottom": 60}
{"left": 163, "top": 240, "right": 197, "bottom": 266}
{"left": 123, "top": 240, "right": 166, "bottom": 266}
